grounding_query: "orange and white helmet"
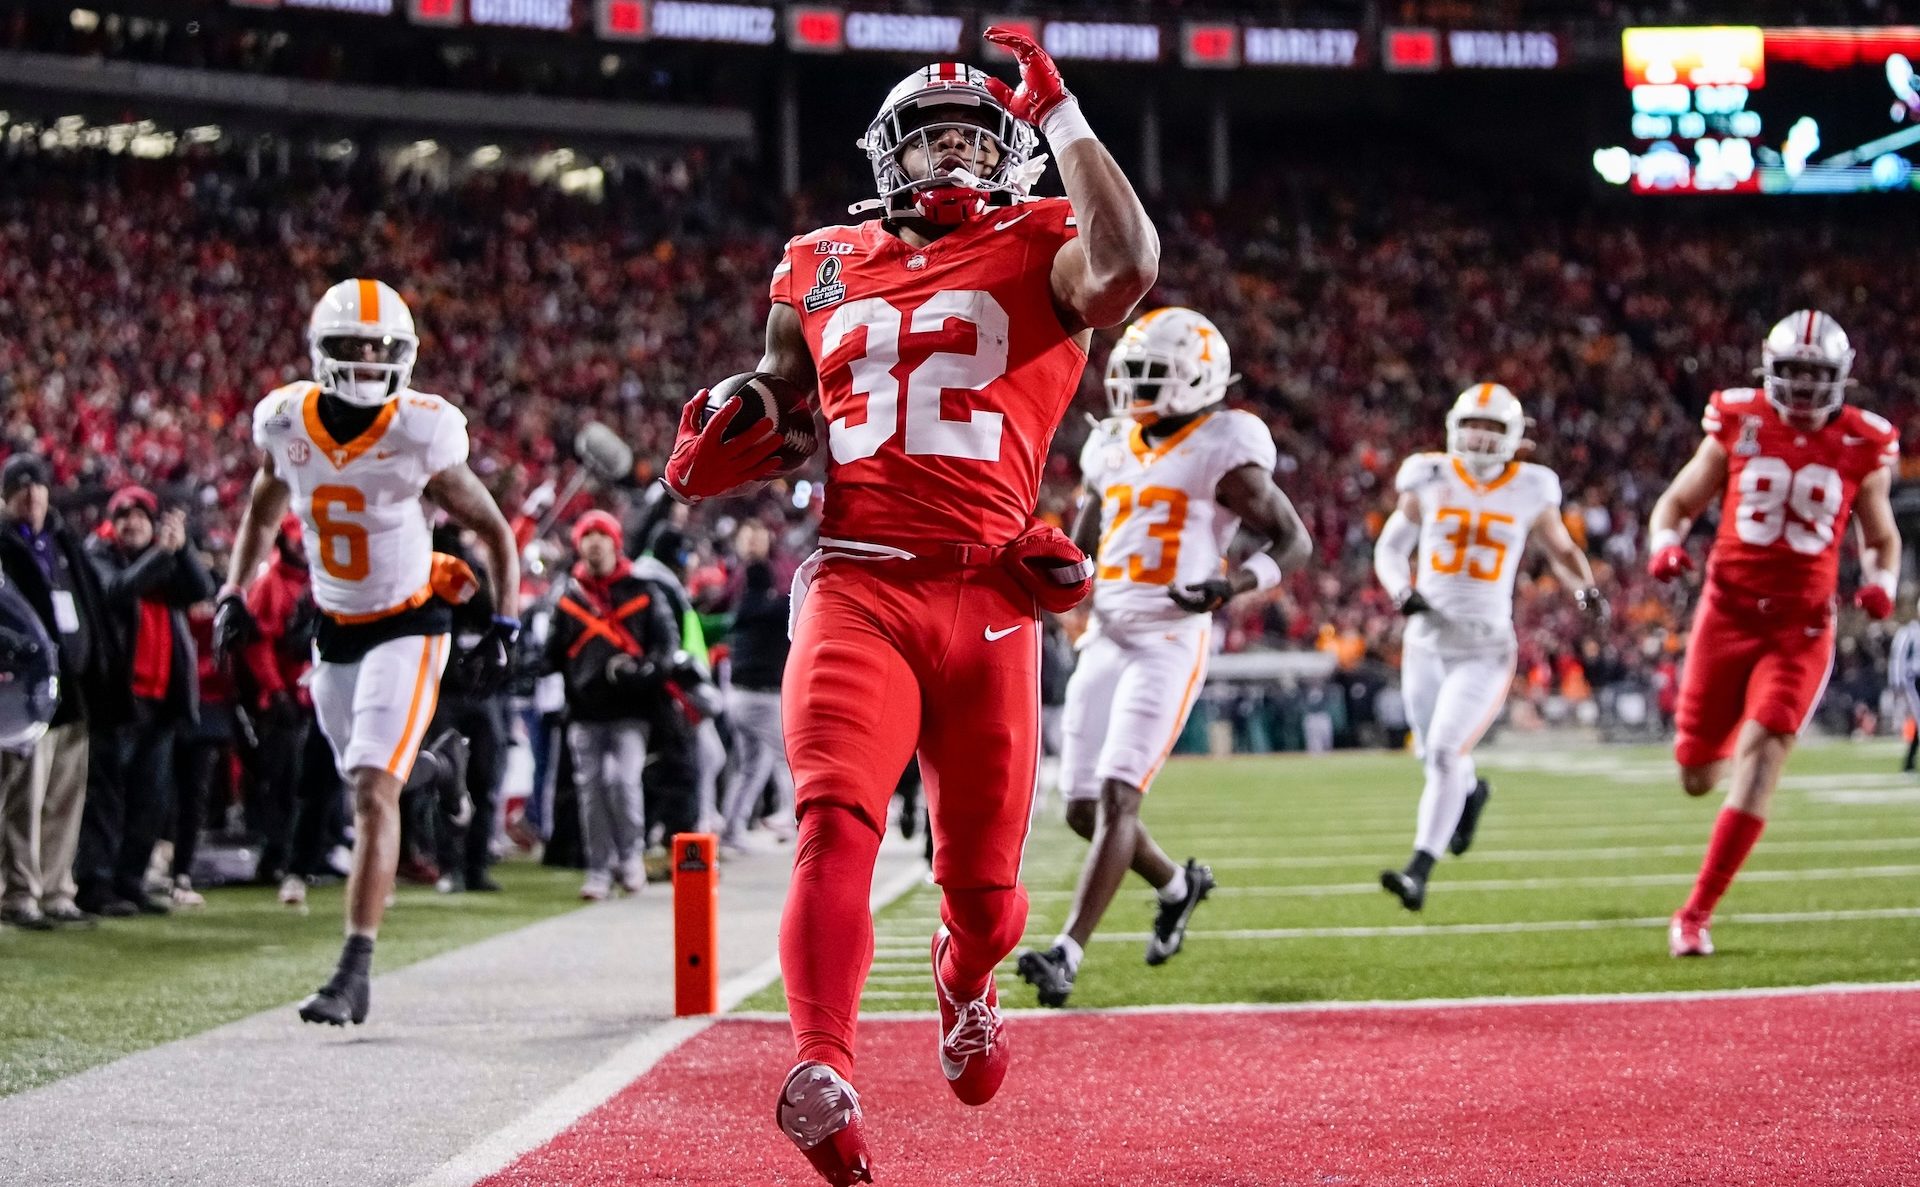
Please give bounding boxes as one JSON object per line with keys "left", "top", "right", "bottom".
{"left": 1446, "top": 383, "right": 1525, "bottom": 469}
{"left": 1761, "top": 309, "right": 1854, "bottom": 420}
{"left": 1104, "top": 307, "right": 1234, "bottom": 420}
{"left": 857, "top": 63, "right": 1041, "bottom": 226}
{"left": 308, "top": 279, "right": 418, "bottom": 408}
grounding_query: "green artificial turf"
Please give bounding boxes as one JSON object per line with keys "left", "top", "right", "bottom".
{"left": 737, "top": 741, "right": 1920, "bottom": 1015}
{"left": 0, "top": 862, "right": 586, "bottom": 1098}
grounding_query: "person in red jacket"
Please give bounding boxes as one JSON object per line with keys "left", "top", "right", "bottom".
{"left": 239, "top": 515, "right": 325, "bottom": 901}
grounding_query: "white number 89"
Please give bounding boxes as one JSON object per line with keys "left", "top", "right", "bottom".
{"left": 1735, "top": 456, "right": 1842, "bottom": 556}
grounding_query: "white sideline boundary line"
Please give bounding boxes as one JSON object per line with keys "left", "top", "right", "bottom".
{"left": 405, "top": 858, "right": 928, "bottom": 1187}
{"left": 730, "top": 978, "right": 1920, "bottom": 1024}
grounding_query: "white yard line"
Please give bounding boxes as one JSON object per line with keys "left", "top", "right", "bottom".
{"left": 1021, "top": 863, "right": 1920, "bottom": 901}
{"left": 1201, "top": 836, "right": 1920, "bottom": 870}
{"left": 1076, "top": 905, "right": 1920, "bottom": 943}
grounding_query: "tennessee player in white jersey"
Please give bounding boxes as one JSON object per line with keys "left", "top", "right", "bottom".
{"left": 1372, "top": 383, "right": 1605, "bottom": 910}
{"left": 1015, "top": 308, "right": 1310, "bottom": 1008}
{"left": 214, "top": 279, "right": 520, "bottom": 1026}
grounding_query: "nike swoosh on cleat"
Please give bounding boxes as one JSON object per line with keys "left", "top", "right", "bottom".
{"left": 993, "top": 211, "right": 1033, "bottom": 231}
{"left": 984, "top": 624, "right": 1023, "bottom": 642}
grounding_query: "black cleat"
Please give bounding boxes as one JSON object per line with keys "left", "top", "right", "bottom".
{"left": 1145, "top": 859, "right": 1215, "bottom": 966}
{"left": 298, "top": 970, "right": 370, "bottom": 1027}
{"left": 1448, "top": 779, "right": 1491, "bottom": 857}
{"left": 1015, "top": 945, "right": 1076, "bottom": 1008}
{"left": 1380, "top": 869, "right": 1426, "bottom": 912}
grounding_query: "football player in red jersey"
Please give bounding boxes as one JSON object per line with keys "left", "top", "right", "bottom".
{"left": 1647, "top": 310, "right": 1900, "bottom": 958}
{"left": 663, "top": 30, "right": 1157, "bottom": 1186}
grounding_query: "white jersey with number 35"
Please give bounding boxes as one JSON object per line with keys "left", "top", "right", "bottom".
{"left": 1079, "top": 409, "right": 1278, "bottom": 626}
{"left": 1399, "top": 453, "right": 1561, "bottom": 649}
{"left": 252, "top": 381, "right": 469, "bottom": 620}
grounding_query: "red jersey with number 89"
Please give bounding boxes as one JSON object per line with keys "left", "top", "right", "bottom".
{"left": 769, "top": 198, "right": 1086, "bottom": 548}
{"left": 1700, "top": 387, "right": 1898, "bottom": 605}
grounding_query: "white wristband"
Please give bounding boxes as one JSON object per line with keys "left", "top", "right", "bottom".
{"left": 1650, "top": 528, "right": 1682, "bottom": 553}
{"left": 1241, "top": 551, "right": 1283, "bottom": 593}
{"left": 1867, "top": 567, "right": 1898, "bottom": 597}
{"left": 1039, "top": 98, "right": 1095, "bottom": 151}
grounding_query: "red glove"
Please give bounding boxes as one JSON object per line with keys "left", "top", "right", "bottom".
{"left": 1647, "top": 545, "right": 1693, "bottom": 583}
{"left": 1004, "top": 519, "right": 1093, "bottom": 614}
{"left": 983, "top": 26, "right": 1073, "bottom": 126}
{"left": 1855, "top": 583, "right": 1894, "bottom": 620}
{"left": 662, "top": 390, "right": 782, "bottom": 502}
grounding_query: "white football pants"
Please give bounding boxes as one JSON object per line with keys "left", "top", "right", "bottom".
{"left": 1401, "top": 642, "right": 1514, "bottom": 858}
{"left": 1060, "top": 616, "right": 1211, "bottom": 800}
{"left": 311, "top": 633, "right": 450, "bottom": 782}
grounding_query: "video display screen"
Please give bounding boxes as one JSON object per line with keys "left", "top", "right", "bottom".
{"left": 1598, "top": 26, "right": 1920, "bottom": 193}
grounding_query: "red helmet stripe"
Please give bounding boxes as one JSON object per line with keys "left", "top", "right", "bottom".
{"left": 1803, "top": 310, "right": 1818, "bottom": 345}
{"left": 938, "top": 62, "right": 957, "bottom": 81}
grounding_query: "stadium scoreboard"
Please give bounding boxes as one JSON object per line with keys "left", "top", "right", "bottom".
{"left": 1599, "top": 25, "right": 1920, "bottom": 193}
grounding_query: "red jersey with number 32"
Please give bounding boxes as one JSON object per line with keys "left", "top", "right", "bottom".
{"left": 1701, "top": 387, "right": 1898, "bottom": 604}
{"left": 769, "top": 198, "right": 1086, "bottom": 548}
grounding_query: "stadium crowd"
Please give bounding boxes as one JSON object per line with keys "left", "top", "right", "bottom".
{"left": 2, "top": 142, "right": 1914, "bottom": 925}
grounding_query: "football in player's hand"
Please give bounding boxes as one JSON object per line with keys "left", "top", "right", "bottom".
{"left": 701, "top": 372, "right": 818, "bottom": 475}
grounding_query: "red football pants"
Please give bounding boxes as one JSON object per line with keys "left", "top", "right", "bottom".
{"left": 1675, "top": 591, "right": 1835, "bottom": 769}
{"left": 780, "top": 560, "right": 1039, "bottom": 1079}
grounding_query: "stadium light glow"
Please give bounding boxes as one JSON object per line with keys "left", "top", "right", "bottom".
{"left": 69, "top": 9, "right": 100, "bottom": 32}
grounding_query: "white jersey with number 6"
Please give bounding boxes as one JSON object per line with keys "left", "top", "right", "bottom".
{"left": 1397, "top": 453, "right": 1561, "bottom": 653}
{"left": 1078, "top": 409, "right": 1278, "bottom": 627}
{"left": 252, "top": 381, "right": 469, "bottom": 620}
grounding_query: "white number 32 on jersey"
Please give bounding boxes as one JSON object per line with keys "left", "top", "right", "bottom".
{"left": 820, "top": 290, "right": 1009, "bottom": 464}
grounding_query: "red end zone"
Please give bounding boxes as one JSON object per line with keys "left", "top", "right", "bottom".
{"left": 479, "top": 989, "right": 1920, "bottom": 1186}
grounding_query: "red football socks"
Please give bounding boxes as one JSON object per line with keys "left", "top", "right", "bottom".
{"left": 1683, "top": 806, "right": 1766, "bottom": 921}
{"left": 937, "top": 884, "right": 1029, "bottom": 1001}
{"left": 781, "top": 804, "right": 882, "bottom": 1081}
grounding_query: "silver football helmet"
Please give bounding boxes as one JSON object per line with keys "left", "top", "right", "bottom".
{"left": 1760, "top": 309, "right": 1854, "bottom": 420}
{"left": 856, "top": 63, "right": 1041, "bottom": 225}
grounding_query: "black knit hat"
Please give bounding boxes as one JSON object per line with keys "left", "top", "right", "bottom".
{"left": 0, "top": 454, "right": 50, "bottom": 498}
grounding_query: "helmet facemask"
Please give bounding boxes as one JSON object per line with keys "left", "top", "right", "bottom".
{"left": 862, "top": 82, "right": 1039, "bottom": 225}
{"left": 311, "top": 331, "right": 417, "bottom": 408}
{"left": 1447, "top": 414, "right": 1522, "bottom": 473}
{"left": 1761, "top": 357, "right": 1848, "bottom": 422}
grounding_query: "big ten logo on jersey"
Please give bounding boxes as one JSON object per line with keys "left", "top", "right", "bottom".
{"left": 814, "top": 241, "right": 856, "bottom": 256}
{"left": 1430, "top": 508, "right": 1514, "bottom": 581}
{"left": 1098, "top": 485, "right": 1187, "bottom": 584}
{"left": 822, "top": 289, "right": 1011, "bottom": 464}
{"left": 803, "top": 256, "right": 848, "bottom": 314}
{"left": 1735, "top": 458, "right": 1842, "bottom": 555}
